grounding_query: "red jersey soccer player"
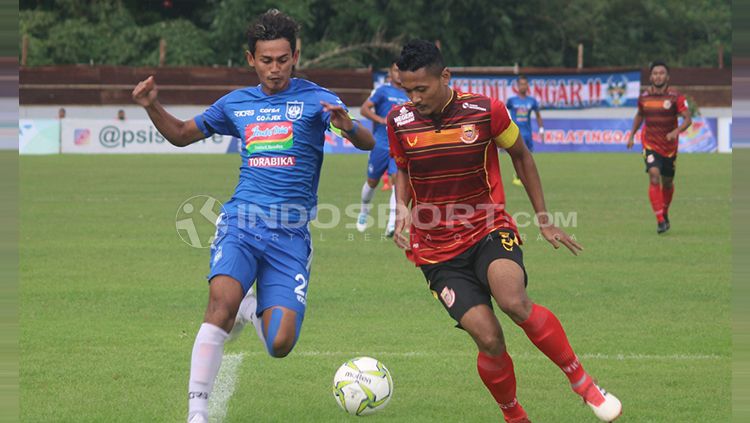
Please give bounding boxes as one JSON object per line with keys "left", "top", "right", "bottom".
{"left": 627, "top": 60, "right": 692, "bottom": 234}
{"left": 387, "top": 40, "right": 622, "bottom": 422}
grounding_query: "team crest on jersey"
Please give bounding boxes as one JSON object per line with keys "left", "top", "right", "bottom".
{"left": 662, "top": 100, "right": 672, "bottom": 109}
{"left": 460, "top": 124, "right": 479, "bottom": 144}
{"left": 285, "top": 101, "right": 304, "bottom": 121}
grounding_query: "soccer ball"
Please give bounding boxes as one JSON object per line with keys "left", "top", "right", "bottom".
{"left": 332, "top": 357, "right": 393, "bottom": 416}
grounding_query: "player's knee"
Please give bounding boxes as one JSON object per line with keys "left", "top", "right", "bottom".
{"left": 204, "top": 301, "right": 237, "bottom": 331}
{"left": 473, "top": 332, "right": 505, "bottom": 356}
{"left": 498, "top": 297, "right": 532, "bottom": 323}
{"left": 263, "top": 308, "right": 303, "bottom": 358}
{"left": 268, "top": 335, "right": 296, "bottom": 358}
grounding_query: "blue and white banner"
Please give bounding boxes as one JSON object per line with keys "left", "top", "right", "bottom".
{"left": 530, "top": 117, "right": 717, "bottom": 153}
{"left": 375, "top": 70, "right": 641, "bottom": 109}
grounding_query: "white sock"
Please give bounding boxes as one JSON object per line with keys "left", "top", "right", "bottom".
{"left": 360, "top": 182, "right": 376, "bottom": 215}
{"left": 387, "top": 186, "right": 396, "bottom": 229}
{"left": 188, "top": 323, "right": 229, "bottom": 421}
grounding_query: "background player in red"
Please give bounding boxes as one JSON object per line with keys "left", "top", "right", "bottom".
{"left": 388, "top": 40, "right": 622, "bottom": 423}
{"left": 627, "top": 60, "right": 692, "bottom": 234}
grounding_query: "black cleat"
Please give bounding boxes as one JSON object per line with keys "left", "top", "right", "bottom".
{"left": 657, "top": 221, "right": 669, "bottom": 234}
{"left": 663, "top": 212, "right": 670, "bottom": 231}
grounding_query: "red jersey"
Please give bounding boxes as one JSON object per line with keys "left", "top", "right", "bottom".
{"left": 387, "top": 90, "right": 521, "bottom": 265}
{"left": 637, "top": 86, "right": 688, "bottom": 157}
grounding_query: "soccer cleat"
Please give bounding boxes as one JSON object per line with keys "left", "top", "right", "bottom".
{"left": 227, "top": 287, "right": 259, "bottom": 342}
{"left": 356, "top": 212, "right": 369, "bottom": 232}
{"left": 657, "top": 220, "right": 669, "bottom": 234}
{"left": 187, "top": 413, "right": 208, "bottom": 423}
{"left": 663, "top": 212, "right": 670, "bottom": 231}
{"left": 583, "top": 383, "right": 622, "bottom": 422}
{"left": 385, "top": 222, "right": 396, "bottom": 238}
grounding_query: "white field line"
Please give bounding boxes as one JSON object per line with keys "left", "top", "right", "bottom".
{"left": 237, "top": 350, "right": 726, "bottom": 361}
{"left": 209, "top": 353, "right": 245, "bottom": 423}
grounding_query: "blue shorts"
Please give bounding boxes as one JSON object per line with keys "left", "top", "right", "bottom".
{"left": 208, "top": 213, "right": 312, "bottom": 316}
{"left": 520, "top": 131, "right": 534, "bottom": 152}
{"left": 367, "top": 146, "right": 397, "bottom": 180}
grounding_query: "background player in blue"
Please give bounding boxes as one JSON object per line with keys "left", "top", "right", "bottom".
{"left": 131, "top": 10, "right": 374, "bottom": 423}
{"left": 506, "top": 75, "right": 544, "bottom": 186}
{"left": 356, "top": 60, "right": 409, "bottom": 236}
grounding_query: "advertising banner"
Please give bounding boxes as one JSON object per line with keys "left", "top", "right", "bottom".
{"left": 20, "top": 119, "right": 60, "bottom": 154}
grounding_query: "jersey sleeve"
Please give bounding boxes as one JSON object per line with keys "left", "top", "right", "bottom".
{"left": 531, "top": 97, "right": 540, "bottom": 112}
{"left": 676, "top": 93, "right": 689, "bottom": 114}
{"left": 387, "top": 114, "right": 408, "bottom": 169}
{"left": 490, "top": 98, "right": 520, "bottom": 149}
{"left": 637, "top": 93, "right": 645, "bottom": 114}
{"left": 368, "top": 86, "right": 384, "bottom": 105}
{"left": 194, "top": 94, "right": 237, "bottom": 138}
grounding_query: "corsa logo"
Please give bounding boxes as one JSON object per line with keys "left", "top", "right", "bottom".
{"left": 244, "top": 121, "right": 294, "bottom": 153}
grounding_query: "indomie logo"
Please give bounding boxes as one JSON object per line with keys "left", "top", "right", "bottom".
{"left": 244, "top": 122, "right": 294, "bottom": 153}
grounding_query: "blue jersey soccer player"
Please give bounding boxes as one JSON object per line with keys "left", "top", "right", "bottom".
{"left": 506, "top": 76, "right": 544, "bottom": 186}
{"left": 132, "top": 10, "right": 374, "bottom": 423}
{"left": 356, "top": 61, "right": 409, "bottom": 236}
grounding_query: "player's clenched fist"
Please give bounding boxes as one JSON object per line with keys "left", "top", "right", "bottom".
{"left": 132, "top": 76, "right": 158, "bottom": 107}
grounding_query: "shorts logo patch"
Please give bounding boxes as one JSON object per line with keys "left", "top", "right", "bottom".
{"left": 647, "top": 154, "right": 655, "bottom": 163}
{"left": 440, "top": 286, "right": 456, "bottom": 308}
{"left": 500, "top": 231, "right": 517, "bottom": 251}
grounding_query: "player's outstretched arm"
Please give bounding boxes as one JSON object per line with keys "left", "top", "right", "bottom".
{"left": 393, "top": 168, "right": 412, "bottom": 250}
{"left": 505, "top": 136, "right": 583, "bottom": 255}
{"left": 321, "top": 101, "right": 375, "bottom": 150}
{"left": 132, "top": 76, "right": 206, "bottom": 147}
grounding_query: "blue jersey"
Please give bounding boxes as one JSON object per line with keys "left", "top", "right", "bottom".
{"left": 368, "top": 83, "right": 409, "bottom": 148}
{"left": 194, "top": 78, "right": 345, "bottom": 223}
{"left": 506, "top": 95, "right": 539, "bottom": 135}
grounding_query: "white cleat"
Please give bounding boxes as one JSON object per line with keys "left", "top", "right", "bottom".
{"left": 187, "top": 413, "right": 208, "bottom": 423}
{"left": 585, "top": 384, "right": 622, "bottom": 422}
{"left": 227, "top": 287, "right": 259, "bottom": 342}
{"left": 356, "top": 212, "right": 369, "bottom": 232}
{"left": 385, "top": 222, "right": 396, "bottom": 238}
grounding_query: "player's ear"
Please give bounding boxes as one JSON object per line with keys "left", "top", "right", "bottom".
{"left": 245, "top": 50, "right": 255, "bottom": 68}
{"left": 292, "top": 48, "right": 300, "bottom": 66}
{"left": 441, "top": 67, "right": 451, "bottom": 86}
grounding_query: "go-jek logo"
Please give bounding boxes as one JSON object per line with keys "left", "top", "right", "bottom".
{"left": 244, "top": 122, "right": 294, "bottom": 154}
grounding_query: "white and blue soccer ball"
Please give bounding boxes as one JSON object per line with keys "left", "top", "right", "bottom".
{"left": 332, "top": 357, "right": 393, "bottom": 416}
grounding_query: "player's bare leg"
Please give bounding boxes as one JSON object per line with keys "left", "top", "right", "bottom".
{"left": 260, "top": 305, "right": 302, "bottom": 358}
{"left": 647, "top": 167, "right": 668, "bottom": 234}
{"left": 460, "top": 305, "right": 529, "bottom": 423}
{"left": 661, "top": 175, "right": 674, "bottom": 230}
{"left": 188, "top": 275, "right": 244, "bottom": 423}
{"left": 486, "top": 259, "right": 622, "bottom": 421}
{"left": 357, "top": 177, "right": 379, "bottom": 232}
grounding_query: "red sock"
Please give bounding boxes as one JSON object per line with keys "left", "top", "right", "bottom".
{"left": 649, "top": 183, "right": 665, "bottom": 223}
{"left": 517, "top": 304, "right": 588, "bottom": 386}
{"left": 662, "top": 185, "right": 674, "bottom": 216}
{"left": 477, "top": 351, "right": 527, "bottom": 422}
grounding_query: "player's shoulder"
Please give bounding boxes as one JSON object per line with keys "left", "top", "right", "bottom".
{"left": 455, "top": 91, "right": 497, "bottom": 108}
{"left": 666, "top": 87, "right": 684, "bottom": 98}
{"left": 292, "top": 78, "right": 337, "bottom": 96}
{"left": 385, "top": 102, "right": 418, "bottom": 127}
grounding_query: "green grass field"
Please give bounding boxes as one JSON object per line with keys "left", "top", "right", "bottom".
{"left": 20, "top": 153, "right": 730, "bottom": 422}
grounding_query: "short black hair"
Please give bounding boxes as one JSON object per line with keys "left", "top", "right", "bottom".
{"left": 650, "top": 60, "right": 669, "bottom": 73}
{"left": 517, "top": 74, "right": 528, "bottom": 82}
{"left": 396, "top": 39, "right": 445, "bottom": 76}
{"left": 247, "top": 9, "right": 299, "bottom": 56}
